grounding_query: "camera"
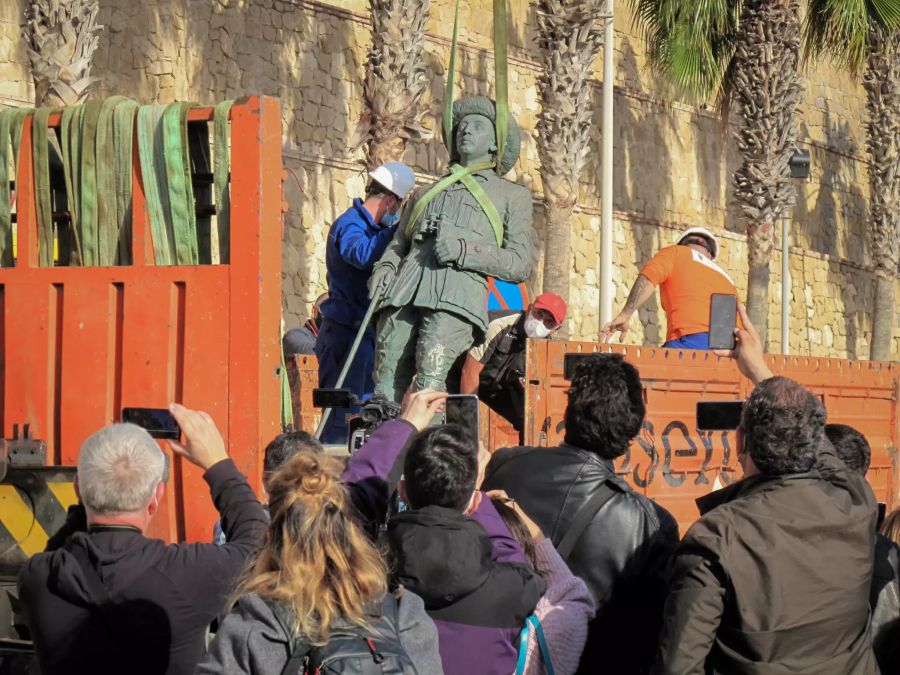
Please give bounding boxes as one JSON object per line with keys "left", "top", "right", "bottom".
{"left": 312, "top": 388, "right": 400, "bottom": 453}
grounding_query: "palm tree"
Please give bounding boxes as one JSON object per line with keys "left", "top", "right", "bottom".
{"left": 536, "top": 0, "right": 607, "bottom": 328}
{"left": 630, "top": 0, "right": 805, "bottom": 345}
{"left": 356, "top": 0, "right": 431, "bottom": 169}
{"left": 804, "top": 2, "right": 900, "bottom": 361}
{"left": 24, "top": 0, "right": 103, "bottom": 108}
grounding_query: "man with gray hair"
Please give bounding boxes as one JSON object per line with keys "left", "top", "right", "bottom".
{"left": 17, "top": 405, "right": 267, "bottom": 675}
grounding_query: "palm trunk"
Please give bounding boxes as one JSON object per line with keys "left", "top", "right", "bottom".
{"left": 864, "top": 23, "right": 900, "bottom": 361}
{"left": 541, "top": 199, "right": 575, "bottom": 307}
{"left": 25, "top": 0, "right": 102, "bottom": 107}
{"left": 731, "top": 0, "right": 804, "bottom": 348}
{"left": 358, "top": 0, "right": 430, "bottom": 170}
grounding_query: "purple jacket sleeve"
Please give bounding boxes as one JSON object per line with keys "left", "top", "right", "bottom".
{"left": 342, "top": 419, "right": 416, "bottom": 526}
{"left": 471, "top": 493, "right": 528, "bottom": 564}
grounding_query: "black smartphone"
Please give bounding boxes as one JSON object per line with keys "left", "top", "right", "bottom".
{"left": 122, "top": 407, "right": 181, "bottom": 440}
{"left": 708, "top": 293, "right": 738, "bottom": 350}
{"left": 696, "top": 401, "right": 744, "bottom": 431}
{"left": 444, "top": 394, "right": 480, "bottom": 441}
{"left": 312, "top": 388, "right": 356, "bottom": 409}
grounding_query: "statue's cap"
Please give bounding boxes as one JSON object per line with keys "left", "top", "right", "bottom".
{"left": 443, "top": 96, "right": 521, "bottom": 176}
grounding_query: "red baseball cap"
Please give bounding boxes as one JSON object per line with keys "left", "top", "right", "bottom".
{"left": 532, "top": 293, "right": 567, "bottom": 325}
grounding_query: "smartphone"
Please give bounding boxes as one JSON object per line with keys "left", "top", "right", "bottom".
{"left": 122, "top": 407, "right": 181, "bottom": 439}
{"left": 708, "top": 293, "right": 738, "bottom": 350}
{"left": 312, "top": 388, "right": 356, "bottom": 409}
{"left": 444, "top": 394, "right": 480, "bottom": 442}
{"left": 696, "top": 401, "right": 744, "bottom": 431}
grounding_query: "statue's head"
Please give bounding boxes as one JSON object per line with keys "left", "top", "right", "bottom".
{"left": 456, "top": 114, "right": 496, "bottom": 165}
{"left": 443, "top": 96, "right": 521, "bottom": 175}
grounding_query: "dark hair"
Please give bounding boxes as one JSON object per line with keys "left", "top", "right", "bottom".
{"left": 264, "top": 431, "right": 323, "bottom": 475}
{"left": 403, "top": 425, "right": 477, "bottom": 511}
{"left": 741, "top": 377, "right": 825, "bottom": 476}
{"left": 881, "top": 508, "right": 900, "bottom": 547}
{"left": 564, "top": 353, "right": 645, "bottom": 459}
{"left": 824, "top": 423, "right": 871, "bottom": 475}
{"left": 491, "top": 498, "right": 540, "bottom": 575}
{"left": 365, "top": 181, "right": 395, "bottom": 200}
{"left": 680, "top": 235, "right": 714, "bottom": 257}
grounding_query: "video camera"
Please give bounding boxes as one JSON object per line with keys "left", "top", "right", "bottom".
{"left": 312, "top": 388, "right": 401, "bottom": 453}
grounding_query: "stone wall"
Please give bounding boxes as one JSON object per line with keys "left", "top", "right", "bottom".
{"left": 1, "top": 0, "right": 897, "bottom": 359}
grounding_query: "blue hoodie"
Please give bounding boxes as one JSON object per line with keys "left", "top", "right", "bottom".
{"left": 319, "top": 198, "right": 397, "bottom": 328}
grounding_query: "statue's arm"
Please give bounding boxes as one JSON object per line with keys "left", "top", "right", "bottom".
{"left": 456, "top": 187, "right": 536, "bottom": 283}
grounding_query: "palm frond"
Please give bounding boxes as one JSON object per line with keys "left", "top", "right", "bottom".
{"left": 804, "top": 0, "right": 900, "bottom": 74}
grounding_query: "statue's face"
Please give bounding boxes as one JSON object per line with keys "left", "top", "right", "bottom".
{"left": 456, "top": 114, "right": 497, "bottom": 161}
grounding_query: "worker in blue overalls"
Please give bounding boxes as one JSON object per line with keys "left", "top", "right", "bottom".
{"left": 315, "top": 162, "right": 416, "bottom": 443}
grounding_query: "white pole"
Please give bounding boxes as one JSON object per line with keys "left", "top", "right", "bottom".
{"left": 599, "top": 0, "right": 614, "bottom": 327}
{"left": 781, "top": 213, "right": 790, "bottom": 355}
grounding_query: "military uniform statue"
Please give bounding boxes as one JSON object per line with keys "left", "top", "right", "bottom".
{"left": 367, "top": 96, "right": 537, "bottom": 404}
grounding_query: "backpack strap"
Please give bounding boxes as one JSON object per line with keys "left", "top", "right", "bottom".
{"left": 556, "top": 482, "right": 617, "bottom": 562}
{"left": 268, "top": 600, "right": 311, "bottom": 675}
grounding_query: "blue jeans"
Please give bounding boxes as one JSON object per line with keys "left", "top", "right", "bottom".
{"left": 663, "top": 332, "right": 711, "bottom": 350}
{"left": 314, "top": 317, "right": 375, "bottom": 444}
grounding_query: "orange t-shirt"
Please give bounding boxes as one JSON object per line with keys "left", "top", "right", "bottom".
{"left": 641, "top": 245, "right": 741, "bottom": 341}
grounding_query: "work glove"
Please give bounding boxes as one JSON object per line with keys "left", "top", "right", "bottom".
{"left": 368, "top": 264, "right": 396, "bottom": 300}
{"left": 434, "top": 235, "right": 464, "bottom": 267}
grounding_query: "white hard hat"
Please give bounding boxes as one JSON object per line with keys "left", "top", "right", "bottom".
{"left": 677, "top": 226, "right": 720, "bottom": 260}
{"left": 368, "top": 162, "right": 415, "bottom": 200}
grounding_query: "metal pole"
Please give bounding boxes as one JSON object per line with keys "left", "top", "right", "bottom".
{"left": 781, "top": 214, "right": 790, "bottom": 355}
{"left": 314, "top": 286, "right": 385, "bottom": 440}
{"left": 599, "top": 0, "right": 614, "bottom": 326}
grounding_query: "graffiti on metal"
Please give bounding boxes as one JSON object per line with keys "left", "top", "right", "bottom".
{"left": 618, "top": 419, "right": 739, "bottom": 488}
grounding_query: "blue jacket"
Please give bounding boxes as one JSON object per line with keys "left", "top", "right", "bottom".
{"left": 320, "top": 199, "right": 396, "bottom": 328}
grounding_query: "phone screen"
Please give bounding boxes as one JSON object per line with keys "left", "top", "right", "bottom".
{"left": 444, "top": 395, "right": 480, "bottom": 442}
{"left": 696, "top": 401, "right": 744, "bottom": 431}
{"left": 122, "top": 407, "right": 181, "bottom": 439}
{"left": 708, "top": 293, "right": 738, "bottom": 350}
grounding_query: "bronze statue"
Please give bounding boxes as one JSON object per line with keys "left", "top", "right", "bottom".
{"left": 367, "top": 96, "right": 537, "bottom": 404}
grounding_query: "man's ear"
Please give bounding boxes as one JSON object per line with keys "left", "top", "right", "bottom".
{"left": 148, "top": 482, "right": 166, "bottom": 515}
{"left": 464, "top": 490, "right": 483, "bottom": 516}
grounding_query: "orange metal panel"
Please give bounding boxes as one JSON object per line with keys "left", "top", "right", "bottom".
{"left": 1, "top": 97, "right": 282, "bottom": 545}
{"left": 525, "top": 340, "right": 900, "bottom": 535}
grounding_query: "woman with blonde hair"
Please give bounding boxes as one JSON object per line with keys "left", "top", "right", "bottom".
{"left": 198, "top": 451, "right": 442, "bottom": 674}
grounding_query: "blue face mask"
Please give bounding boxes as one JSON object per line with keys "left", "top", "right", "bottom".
{"left": 382, "top": 209, "right": 400, "bottom": 227}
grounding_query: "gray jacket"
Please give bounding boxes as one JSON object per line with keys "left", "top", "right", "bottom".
{"left": 870, "top": 533, "right": 900, "bottom": 673}
{"left": 197, "top": 590, "right": 443, "bottom": 675}
{"left": 375, "top": 169, "right": 535, "bottom": 334}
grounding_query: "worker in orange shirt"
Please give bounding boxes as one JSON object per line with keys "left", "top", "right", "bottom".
{"left": 600, "top": 227, "right": 740, "bottom": 350}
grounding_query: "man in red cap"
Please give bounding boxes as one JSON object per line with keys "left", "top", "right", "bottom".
{"left": 460, "top": 292, "right": 567, "bottom": 434}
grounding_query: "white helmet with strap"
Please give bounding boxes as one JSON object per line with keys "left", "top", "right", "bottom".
{"left": 368, "top": 162, "right": 415, "bottom": 200}
{"left": 677, "top": 226, "right": 720, "bottom": 260}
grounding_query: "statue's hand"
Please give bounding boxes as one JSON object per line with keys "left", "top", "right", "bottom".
{"left": 368, "top": 264, "right": 395, "bottom": 300}
{"left": 434, "top": 235, "right": 463, "bottom": 267}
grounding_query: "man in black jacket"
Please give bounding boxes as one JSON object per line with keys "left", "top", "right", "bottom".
{"left": 17, "top": 404, "right": 268, "bottom": 675}
{"left": 483, "top": 352, "right": 678, "bottom": 674}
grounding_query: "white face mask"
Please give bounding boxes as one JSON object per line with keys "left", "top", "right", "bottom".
{"left": 524, "top": 315, "right": 553, "bottom": 339}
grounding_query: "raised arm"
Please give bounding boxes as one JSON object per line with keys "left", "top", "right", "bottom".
{"left": 336, "top": 220, "right": 397, "bottom": 272}
{"left": 599, "top": 274, "right": 656, "bottom": 343}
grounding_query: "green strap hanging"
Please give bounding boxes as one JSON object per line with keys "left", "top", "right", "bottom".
{"left": 32, "top": 107, "right": 57, "bottom": 267}
{"left": 493, "top": 0, "right": 509, "bottom": 170}
{"left": 113, "top": 99, "right": 139, "bottom": 264}
{"left": 137, "top": 104, "right": 174, "bottom": 265}
{"left": 0, "top": 109, "right": 15, "bottom": 266}
{"left": 213, "top": 100, "right": 233, "bottom": 264}
{"left": 162, "top": 102, "right": 197, "bottom": 265}
{"left": 458, "top": 171, "right": 504, "bottom": 246}
{"left": 444, "top": 0, "right": 462, "bottom": 154}
{"left": 77, "top": 101, "right": 103, "bottom": 266}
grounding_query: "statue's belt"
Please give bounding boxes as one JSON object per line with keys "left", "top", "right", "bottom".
{"left": 405, "top": 162, "right": 504, "bottom": 247}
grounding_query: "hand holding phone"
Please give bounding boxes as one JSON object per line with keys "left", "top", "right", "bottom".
{"left": 167, "top": 404, "right": 229, "bottom": 471}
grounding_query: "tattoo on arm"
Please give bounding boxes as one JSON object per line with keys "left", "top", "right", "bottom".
{"left": 624, "top": 275, "right": 653, "bottom": 313}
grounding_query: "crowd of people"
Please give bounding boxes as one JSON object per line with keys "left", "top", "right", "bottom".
{"left": 14, "top": 305, "right": 900, "bottom": 675}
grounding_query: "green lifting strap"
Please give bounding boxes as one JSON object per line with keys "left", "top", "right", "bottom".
{"left": 493, "top": 0, "right": 509, "bottom": 172}
{"left": 32, "top": 107, "right": 57, "bottom": 267}
{"left": 405, "top": 161, "right": 503, "bottom": 247}
{"left": 137, "top": 105, "right": 173, "bottom": 265}
{"left": 78, "top": 101, "right": 103, "bottom": 266}
{"left": 444, "top": 0, "right": 461, "bottom": 155}
{"left": 214, "top": 100, "right": 233, "bottom": 264}
{"left": 162, "top": 102, "right": 198, "bottom": 265}
{"left": 96, "top": 96, "right": 128, "bottom": 265}
{"left": 0, "top": 109, "right": 15, "bottom": 266}
{"left": 113, "top": 99, "right": 139, "bottom": 264}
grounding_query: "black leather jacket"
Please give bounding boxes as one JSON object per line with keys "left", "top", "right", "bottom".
{"left": 483, "top": 443, "right": 679, "bottom": 675}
